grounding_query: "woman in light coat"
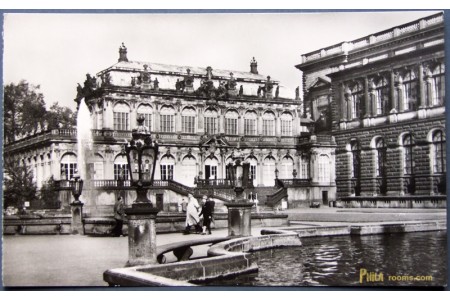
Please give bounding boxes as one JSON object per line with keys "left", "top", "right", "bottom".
{"left": 183, "top": 194, "right": 201, "bottom": 234}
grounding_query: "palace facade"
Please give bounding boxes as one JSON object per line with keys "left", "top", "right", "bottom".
{"left": 5, "top": 45, "right": 336, "bottom": 214}
{"left": 296, "top": 12, "right": 446, "bottom": 208}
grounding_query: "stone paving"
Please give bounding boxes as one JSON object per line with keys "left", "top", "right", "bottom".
{"left": 2, "top": 207, "right": 447, "bottom": 287}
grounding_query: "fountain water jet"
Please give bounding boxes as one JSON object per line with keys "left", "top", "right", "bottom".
{"left": 76, "top": 99, "right": 94, "bottom": 196}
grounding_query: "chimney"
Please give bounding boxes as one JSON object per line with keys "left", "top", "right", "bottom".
{"left": 118, "top": 42, "right": 128, "bottom": 62}
{"left": 250, "top": 57, "right": 258, "bottom": 74}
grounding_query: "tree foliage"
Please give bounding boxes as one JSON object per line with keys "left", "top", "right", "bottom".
{"left": 46, "top": 102, "right": 77, "bottom": 131}
{"left": 38, "top": 176, "right": 61, "bottom": 209}
{"left": 3, "top": 80, "right": 76, "bottom": 143}
{"left": 3, "top": 158, "right": 38, "bottom": 208}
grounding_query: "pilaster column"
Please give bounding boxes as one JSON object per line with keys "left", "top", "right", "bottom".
{"left": 390, "top": 71, "right": 396, "bottom": 111}
{"left": 340, "top": 84, "right": 347, "bottom": 120}
{"left": 418, "top": 64, "right": 426, "bottom": 108}
{"left": 364, "top": 77, "right": 370, "bottom": 117}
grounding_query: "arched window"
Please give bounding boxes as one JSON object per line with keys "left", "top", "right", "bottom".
{"left": 181, "top": 107, "right": 196, "bottom": 134}
{"left": 351, "top": 140, "right": 361, "bottom": 179}
{"left": 280, "top": 112, "right": 293, "bottom": 136}
{"left": 403, "top": 134, "right": 414, "bottom": 175}
{"left": 401, "top": 70, "right": 418, "bottom": 111}
{"left": 432, "top": 130, "right": 446, "bottom": 174}
{"left": 351, "top": 140, "right": 361, "bottom": 196}
{"left": 300, "top": 155, "right": 310, "bottom": 179}
{"left": 137, "top": 104, "right": 153, "bottom": 131}
{"left": 113, "top": 103, "right": 130, "bottom": 131}
{"left": 280, "top": 156, "right": 294, "bottom": 179}
{"left": 262, "top": 111, "right": 275, "bottom": 136}
{"left": 225, "top": 110, "right": 238, "bottom": 135}
{"left": 93, "top": 154, "right": 105, "bottom": 180}
{"left": 60, "top": 153, "right": 77, "bottom": 180}
{"left": 114, "top": 155, "right": 129, "bottom": 180}
{"left": 246, "top": 156, "right": 258, "bottom": 186}
{"left": 374, "top": 137, "right": 387, "bottom": 195}
{"left": 318, "top": 154, "right": 331, "bottom": 182}
{"left": 244, "top": 111, "right": 257, "bottom": 136}
{"left": 204, "top": 108, "right": 218, "bottom": 135}
{"left": 160, "top": 106, "right": 175, "bottom": 132}
{"left": 181, "top": 155, "right": 197, "bottom": 186}
{"left": 263, "top": 156, "right": 276, "bottom": 186}
{"left": 160, "top": 155, "right": 175, "bottom": 180}
{"left": 375, "top": 138, "right": 386, "bottom": 177}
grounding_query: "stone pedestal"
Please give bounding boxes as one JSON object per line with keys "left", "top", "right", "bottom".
{"left": 70, "top": 201, "right": 84, "bottom": 235}
{"left": 125, "top": 203, "right": 159, "bottom": 267}
{"left": 224, "top": 202, "right": 254, "bottom": 237}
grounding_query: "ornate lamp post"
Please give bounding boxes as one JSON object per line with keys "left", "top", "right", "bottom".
{"left": 71, "top": 172, "right": 84, "bottom": 203}
{"left": 70, "top": 171, "right": 84, "bottom": 234}
{"left": 224, "top": 147, "right": 254, "bottom": 237}
{"left": 124, "top": 116, "right": 160, "bottom": 266}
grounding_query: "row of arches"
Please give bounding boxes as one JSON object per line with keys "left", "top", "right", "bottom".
{"left": 58, "top": 151, "right": 318, "bottom": 187}
{"left": 111, "top": 103, "right": 295, "bottom": 136}
{"left": 342, "top": 62, "right": 445, "bottom": 120}
{"left": 347, "top": 128, "right": 446, "bottom": 195}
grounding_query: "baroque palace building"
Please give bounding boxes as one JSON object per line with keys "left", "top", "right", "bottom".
{"left": 296, "top": 12, "right": 446, "bottom": 208}
{"left": 5, "top": 44, "right": 336, "bottom": 214}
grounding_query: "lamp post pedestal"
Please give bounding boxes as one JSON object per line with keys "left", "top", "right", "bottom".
{"left": 224, "top": 201, "right": 254, "bottom": 237}
{"left": 125, "top": 202, "right": 159, "bottom": 267}
{"left": 70, "top": 201, "right": 84, "bottom": 235}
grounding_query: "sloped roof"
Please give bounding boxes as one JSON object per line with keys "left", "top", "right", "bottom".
{"left": 101, "top": 60, "right": 273, "bottom": 82}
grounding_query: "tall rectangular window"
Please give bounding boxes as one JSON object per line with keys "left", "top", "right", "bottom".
{"left": 114, "top": 164, "right": 129, "bottom": 180}
{"left": 263, "top": 119, "right": 274, "bottom": 136}
{"left": 160, "top": 115, "right": 174, "bottom": 132}
{"left": 281, "top": 120, "right": 292, "bottom": 136}
{"left": 140, "top": 113, "right": 152, "bottom": 131}
{"left": 114, "top": 112, "right": 129, "bottom": 131}
{"left": 244, "top": 119, "right": 256, "bottom": 135}
{"left": 160, "top": 165, "right": 174, "bottom": 180}
{"left": 204, "top": 117, "right": 217, "bottom": 134}
{"left": 182, "top": 115, "right": 195, "bottom": 133}
{"left": 250, "top": 165, "right": 257, "bottom": 180}
{"left": 225, "top": 118, "right": 237, "bottom": 135}
{"left": 432, "top": 73, "right": 445, "bottom": 106}
{"left": 61, "top": 163, "right": 77, "bottom": 180}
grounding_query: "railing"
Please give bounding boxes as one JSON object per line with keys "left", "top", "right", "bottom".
{"left": 167, "top": 180, "right": 195, "bottom": 195}
{"left": 302, "top": 13, "right": 443, "bottom": 63}
{"left": 279, "top": 178, "right": 311, "bottom": 187}
{"left": 266, "top": 188, "right": 288, "bottom": 207}
{"left": 196, "top": 179, "right": 234, "bottom": 188}
{"left": 298, "top": 134, "right": 335, "bottom": 145}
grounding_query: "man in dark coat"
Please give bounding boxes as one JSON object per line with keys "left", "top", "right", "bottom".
{"left": 112, "top": 196, "right": 125, "bottom": 237}
{"left": 199, "top": 196, "right": 215, "bottom": 235}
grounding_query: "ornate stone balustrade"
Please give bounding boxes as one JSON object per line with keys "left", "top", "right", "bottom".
{"left": 302, "top": 13, "right": 443, "bottom": 63}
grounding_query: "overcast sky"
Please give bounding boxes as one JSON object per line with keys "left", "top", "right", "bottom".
{"left": 3, "top": 11, "right": 438, "bottom": 111}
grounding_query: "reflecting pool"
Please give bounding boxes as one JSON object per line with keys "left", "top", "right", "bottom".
{"left": 207, "top": 231, "right": 447, "bottom": 287}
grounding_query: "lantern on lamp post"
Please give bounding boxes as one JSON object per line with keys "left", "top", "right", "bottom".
{"left": 70, "top": 170, "right": 84, "bottom": 234}
{"left": 224, "top": 146, "right": 254, "bottom": 237}
{"left": 125, "top": 116, "right": 159, "bottom": 206}
{"left": 71, "top": 171, "right": 84, "bottom": 204}
{"left": 123, "top": 115, "right": 160, "bottom": 266}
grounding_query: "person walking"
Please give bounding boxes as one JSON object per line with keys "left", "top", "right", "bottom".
{"left": 183, "top": 194, "right": 202, "bottom": 234}
{"left": 199, "top": 195, "right": 215, "bottom": 235}
{"left": 112, "top": 196, "right": 125, "bottom": 237}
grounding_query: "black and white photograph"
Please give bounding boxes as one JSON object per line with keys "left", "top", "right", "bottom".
{"left": 1, "top": 9, "right": 448, "bottom": 289}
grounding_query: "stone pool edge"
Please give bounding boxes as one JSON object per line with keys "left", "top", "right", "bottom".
{"left": 103, "top": 220, "right": 446, "bottom": 287}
